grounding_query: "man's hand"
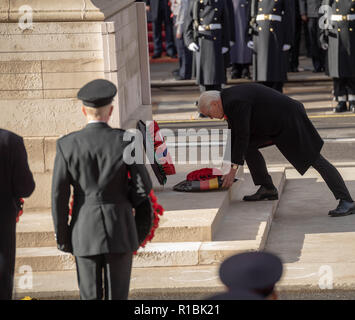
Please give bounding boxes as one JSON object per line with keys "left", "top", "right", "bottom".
{"left": 176, "top": 32, "right": 182, "bottom": 39}
{"left": 221, "top": 165, "right": 238, "bottom": 189}
{"left": 146, "top": 5, "right": 150, "bottom": 12}
{"left": 301, "top": 14, "right": 307, "bottom": 22}
{"left": 222, "top": 47, "right": 229, "bottom": 54}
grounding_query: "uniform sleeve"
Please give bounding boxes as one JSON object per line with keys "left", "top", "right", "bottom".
{"left": 11, "top": 136, "right": 35, "bottom": 198}
{"left": 226, "top": 0, "right": 236, "bottom": 43}
{"left": 229, "top": 102, "right": 252, "bottom": 166}
{"left": 184, "top": 0, "right": 195, "bottom": 46}
{"left": 51, "top": 141, "right": 72, "bottom": 250}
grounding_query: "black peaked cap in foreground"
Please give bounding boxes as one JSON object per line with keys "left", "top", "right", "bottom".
{"left": 208, "top": 289, "right": 263, "bottom": 300}
{"left": 219, "top": 252, "right": 283, "bottom": 291}
{"left": 77, "top": 79, "right": 117, "bottom": 108}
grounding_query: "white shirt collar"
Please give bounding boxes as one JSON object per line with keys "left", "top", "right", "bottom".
{"left": 88, "top": 120, "right": 107, "bottom": 124}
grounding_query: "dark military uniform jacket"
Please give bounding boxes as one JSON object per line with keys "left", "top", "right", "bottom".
{"left": 248, "top": 0, "right": 295, "bottom": 82}
{"left": 321, "top": 0, "right": 355, "bottom": 78}
{"left": 51, "top": 122, "right": 152, "bottom": 257}
{"left": 222, "top": 84, "right": 324, "bottom": 175}
{"left": 0, "top": 129, "right": 35, "bottom": 295}
{"left": 184, "top": 0, "right": 231, "bottom": 85}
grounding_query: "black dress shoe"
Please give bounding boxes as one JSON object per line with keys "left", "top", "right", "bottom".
{"left": 152, "top": 52, "right": 162, "bottom": 59}
{"left": 333, "top": 101, "right": 348, "bottom": 113}
{"left": 243, "top": 186, "right": 278, "bottom": 201}
{"left": 172, "top": 69, "right": 179, "bottom": 76}
{"left": 328, "top": 200, "right": 355, "bottom": 217}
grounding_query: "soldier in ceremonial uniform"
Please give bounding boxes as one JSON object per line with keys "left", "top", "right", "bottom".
{"left": 321, "top": 0, "right": 355, "bottom": 113}
{"left": 247, "top": 0, "right": 295, "bottom": 93}
{"left": 299, "top": 0, "right": 325, "bottom": 72}
{"left": 184, "top": 0, "right": 231, "bottom": 117}
{"left": 0, "top": 129, "right": 35, "bottom": 299}
{"left": 51, "top": 79, "right": 153, "bottom": 300}
{"left": 197, "top": 84, "right": 355, "bottom": 217}
{"left": 230, "top": 0, "right": 252, "bottom": 79}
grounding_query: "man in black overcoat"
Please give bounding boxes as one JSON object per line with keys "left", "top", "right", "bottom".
{"left": 0, "top": 129, "right": 35, "bottom": 299}
{"left": 197, "top": 84, "right": 355, "bottom": 217}
{"left": 320, "top": 0, "right": 355, "bottom": 113}
{"left": 51, "top": 79, "right": 153, "bottom": 299}
{"left": 184, "top": 0, "right": 231, "bottom": 118}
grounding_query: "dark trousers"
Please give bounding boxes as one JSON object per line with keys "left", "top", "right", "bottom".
{"left": 246, "top": 146, "right": 353, "bottom": 202}
{"left": 173, "top": 17, "right": 192, "bottom": 79}
{"left": 153, "top": 0, "right": 176, "bottom": 55}
{"left": 260, "top": 81, "right": 284, "bottom": 93}
{"left": 333, "top": 78, "right": 355, "bottom": 99}
{"left": 0, "top": 218, "right": 16, "bottom": 300}
{"left": 307, "top": 17, "right": 325, "bottom": 71}
{"left": 75, "top": 252, "right": 133, "bottom": 300}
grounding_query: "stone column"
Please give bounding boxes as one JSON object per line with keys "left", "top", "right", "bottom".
{"left": 0, "top": 0, "right": 152, "bottom": 209}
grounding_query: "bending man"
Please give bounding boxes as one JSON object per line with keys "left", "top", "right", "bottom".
{"left": 197, "top": 83, "right": 355, "bottom": 217}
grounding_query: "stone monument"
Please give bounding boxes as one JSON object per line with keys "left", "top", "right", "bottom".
{"left": 0, "top": 0, "right": 152, "bottom": 209}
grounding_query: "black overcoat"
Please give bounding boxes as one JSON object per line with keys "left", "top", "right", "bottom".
{"left": 321, "top": 0, "right": 355, "bottom": 78}
{"left": 51, "top": 122, "right": 153, "bottom": 257}
{"left": 249, "top": 0, "right": 294, "bottom": 81}
{"left": 145, "top": 0, "right": 172, "bottom": 22}
{"left": 0, "top": 129, "right": 35, "bottom": 299}
{"left": 184, "top": 0, "right": 231, "bottom": 85}
{"left": 221, "top": 84, "right": 324, "bottom": 175}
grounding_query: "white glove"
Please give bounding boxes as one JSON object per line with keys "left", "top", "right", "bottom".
{"left": 247, "top": 41, "right": 254, "bottom": 50}
{"left": 321, "top": 43, "right": 329, "bottom": 50}
{"left": 222, "top": 47, "right": 229, "bottom": 54}
{"left": 229, "top": 41, "right": 235, "bottom": 47}
{"left": 282, "top": 44, "right": 291, "bottom": 51}
{"left": 188, "top": 42, "right": 199, "bottom": 52}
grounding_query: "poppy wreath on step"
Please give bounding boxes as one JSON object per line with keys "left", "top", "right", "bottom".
{"left": 173, "top": 168, "right": 229, "bottom": 192}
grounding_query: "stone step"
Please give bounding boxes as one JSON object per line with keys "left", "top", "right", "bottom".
{"left": 212, "top": 168, "right": 286, "bottom": 251}
{"left": 17, "top": 164, "right": 236, "bottom": 247}
{"left": 15, "top": 239, "right": 259, "bottom": 273}
{"left": 14, "top": 262, "right": 355, "bottom": 300}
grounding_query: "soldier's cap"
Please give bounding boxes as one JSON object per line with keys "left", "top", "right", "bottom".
{"left": 77, "top": 79, "right": 117, "bottom": 108}
{"left": 219, "top": 252, "right": 283, "bottom": 291}
{"left": 207, "top": 289, "right": 263, "bottom": 301}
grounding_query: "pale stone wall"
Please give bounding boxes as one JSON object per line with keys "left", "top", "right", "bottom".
{"left": 0, "top": 1, "right": 152, "bottom": 209}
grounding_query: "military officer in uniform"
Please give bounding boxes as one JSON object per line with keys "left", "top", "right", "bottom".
{"left": 184, "top": 0, "right": 231, "bottom": 117}
{"left": 321, "top": 0, "right": 355, "bottom": 113}
{"left": 0, "top": 129, "right": 35, "bottom": 299}
{"left": 197, "top": 84, "right": 355, "bottom": 217}
{"left": 247, "top": 0, "right": 295, "bottom": 93}
{"left": 230, "top": 0, "right": 252, "bottom": 79}
{"left": 51, "top": 79, "right": 153, "bottom": 300}
{"left": 299, "top": 0, "right": 325, "bottom": 73}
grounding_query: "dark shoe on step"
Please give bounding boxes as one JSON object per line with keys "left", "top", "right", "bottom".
{"left": 333, "top": 101, "right": 348, "bottom": 113}
{"left": 328, "top": 200, "right": 355, "bottom": 217}
{"left": 243, "top": 186, "right": 278, "bottom": 201}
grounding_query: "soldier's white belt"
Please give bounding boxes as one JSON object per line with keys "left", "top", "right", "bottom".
{"left": 331, "top": 14, "right": 355, "bottom": 21}
{"left": 256, "top": 14, "right": 282, "bottom": 22}
{"left": 198, "top": 23, "right": 222, "bottom": 31}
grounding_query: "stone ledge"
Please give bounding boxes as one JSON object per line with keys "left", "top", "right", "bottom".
{"left": 4, "top": 0, "right": 135, "bottom": 22}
